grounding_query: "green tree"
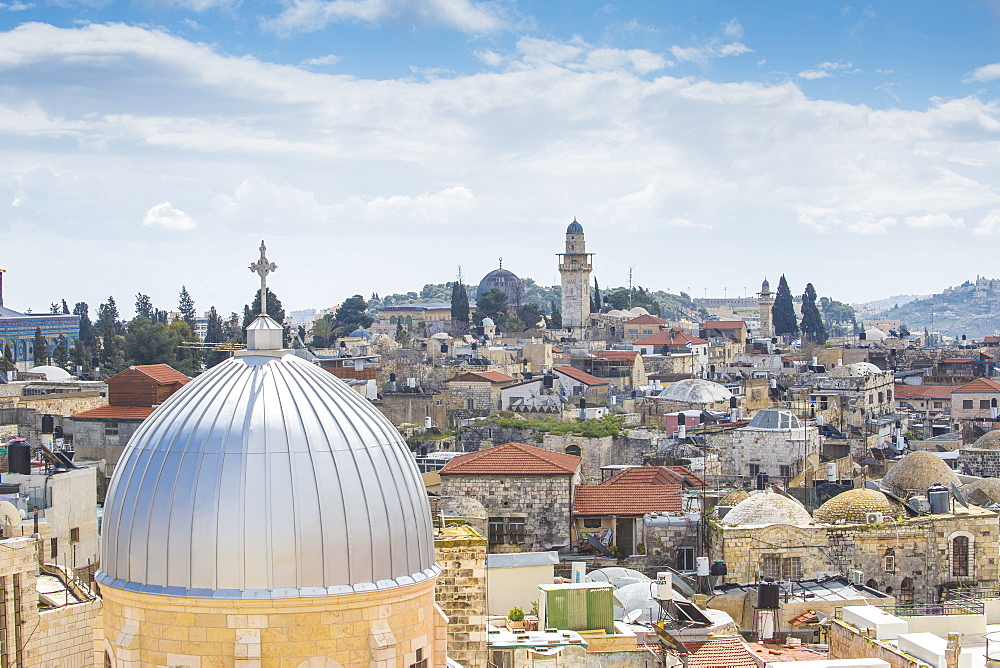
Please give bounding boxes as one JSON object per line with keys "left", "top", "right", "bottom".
{"left": 0, "top": 343, "right": 15, "bottom": 373}
{"left": 73, "top": 302, "right": 96, "bottom": 348}
{"left": 309, "top": 316, "right": 334, "bottom": 348}
{"left": 124, "top": 318, "right": 177, "bottom": 367}
{"left": 50, "top": 303, "right": 60, "bottom": 314}
{"left": 549, "top": 300, "right": 562, "bottom": 328}
{"left": 592, "top": 277, "right": 602, "bottom": 313}
{"left": 167, "top": 320, "right": 201, "bottom": 376}
{"left": 61, "top": 299, "right": 69, "bottom": 314}
{"left": 332, "top": 295, "right": 374, "bottom": 339}
{"left": 450, "top": 270, "right": 470, "bottom": 331}
{"left": 96, "top": 297, "right": 125, "bottom": 373}
{"left": 604, "top": 287, "right": 662, "bottom": 316}
{"left": 475, "top": 288, "right": 509, "bottom": 329}
{"left": 204, "top": 306, "right": 228, "bottom": 368}
{"left": 178, "top": 285, "right": 197, "bottom": 331}
{"left": 771, "top": 275, "right": 798, "bottom": 336}
{"left": 395, "top": 322, "right": 410, "bottom": 346}
{"left": 53, "top": 335, "right": 69, "bottom": 369}
{"left": 70, "top": 340, "right": 89, "bottom": 372}
{"left": 32, "top": 327, "right": 48, "bottom": 366}
{"left": 800, "top": 283, "right": 828, "bottom": 344}
{"left": 517, "top": 303, "right": 546, "bottom": 330}
{"left": 135, "top": 293, "right": 155, "bottom": 320}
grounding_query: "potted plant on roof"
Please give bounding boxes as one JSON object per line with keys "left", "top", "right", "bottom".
{"left": 506, "top": 606, "right": 525, "bottom": 631}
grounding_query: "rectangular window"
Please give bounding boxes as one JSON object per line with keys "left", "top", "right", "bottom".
{"left": 761, "top": 554, "right": 782, "bottom": 580}
{"left": 675, "top": 548, "right": 695, "bottom": 571}
{"left": 583, "top": 518, "right": 602, "bottom": 529}
{"left": 981, "top": 400, "right": 991, "bottom": 409}
{"left": 884, "top": 555, "right": 896, "bottom": 573}
{"left": 488, "top": 517, "right": 505, "bottom": 545}
{"left": 70, "top": 527, "right": 80, "bottom": 543}
{"left": 779, "top": 465, "right": 792, "bottom": 478}
{"left": 782, "top": 557, "right": 803, "bottom": 580}
{"left": 963, "top": 400, "right": 974, "bottom": 409}
{"left": 507, "top": 518, "right": 525, "bottom": 544}
{"left": 749, "top": 463, "right": 760, "bottom": 477}
{"left": 409, "top": 647, "right": 428, "bottom": 668}
{"left": 933, "top": 402, "right": 942, "bottom": 409}
{"left": 50, "top": 538, "right": 57, "bottom": 560}
{"left": 105, "top": 422, "right": 119, "bottom": 436}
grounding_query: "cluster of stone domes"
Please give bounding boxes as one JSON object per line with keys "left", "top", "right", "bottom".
{"left": 657, "top": 379, "right": 733, "bottom": 404}
{"left": 881, "top": 450, "right": 960, "bottom": 495}
{"left": 961, "top": 478, "right": 1000, "bottom": 507}
{"left": 827, "top": 362, "right": 884, "bottom": 378}
{"left": 813, "top": 488, "right": 904, "bottom": 524}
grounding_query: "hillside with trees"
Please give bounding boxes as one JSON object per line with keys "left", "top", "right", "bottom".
{"left": 876, "top": 277, "right": 1000, "bottom": 338}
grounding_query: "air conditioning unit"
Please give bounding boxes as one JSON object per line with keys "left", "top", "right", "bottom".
{"left": 851, "top": 570, "right": 864, "bottom": 586}
{"left": 865, "top": 512, "right": 884, "bottom": 525}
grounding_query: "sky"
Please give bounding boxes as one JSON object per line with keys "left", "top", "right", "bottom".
{"left": 2, "top": 1, "right": 1000, "bottom": 317}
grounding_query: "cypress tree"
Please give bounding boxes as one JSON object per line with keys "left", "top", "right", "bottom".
{"left": 772, "top": 275, "right": 798, "bottom": 336}
{"left": 592, "top": 277, "right": 602, "bottom": 313}
{"left": 800, "top": 283, "right": 828, "bottom": 344}
{"left": 33, "top": 327, "right": 48, "bottom": 366}
{"left": 450, "top": 275, "right": 470, "bottom": 326}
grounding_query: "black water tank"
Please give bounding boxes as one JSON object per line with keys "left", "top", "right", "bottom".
{"left": 757, "top": 582, "right": 780, "bottom": 609}
{"left": 8, "top": 442, "right": 31, "bottom": 475}
{"left": 41, "top": 415, "right": 54, "bottom": 434}
{"left": 710, "top": 560, "right": 728, "bottom": 576}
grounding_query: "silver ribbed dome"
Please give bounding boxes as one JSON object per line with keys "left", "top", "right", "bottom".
{"left": 97, "top": 352, "right": 438, "bottom": 599}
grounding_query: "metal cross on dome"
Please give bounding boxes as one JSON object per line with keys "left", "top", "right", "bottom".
{"left": 249, "top": 241, "right": 277, "bottom": 316}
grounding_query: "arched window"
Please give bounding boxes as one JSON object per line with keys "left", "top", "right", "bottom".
{"left": 389, "top": 316, "right": 397, "bottom": 325}
{"left": 952, "top": 535, "right": 970, "bottom": 577}
{"left": 899, "top": 577, "right": 914, "bottom": 605}
{"left": 564, "top": 444, "right": 581, "bottom": 457}
{"left": 865, "top": 579, "right": 878, "bottom": 590}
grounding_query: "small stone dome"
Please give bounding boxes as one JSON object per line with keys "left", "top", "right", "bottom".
{"left": 864, "top": 329, "right": 888, "bottom": 342}
{"left": 828, "top": 362, "right": 884, "bottom": 378}
{"left": 628, "top": 307, "right": 650, "bottom": 317}
{"left": 881, "top": 450, "right": 960, "bottom": 495}
{"left": 961, "top": 478, "right": 1000, "bottom": 507}
{"left": 26, "top": 365, "right": 73, "bottom": 381}
{"left": 970, "top": 430, "right": 1000, "bottom": 450}
{"left": 813, "top": 489, "right": 903, "bottom": 524}
{"left": 481, "top": 317, "right": 495, "bottom": 327}
{"left": 722, "top": 490, "right": 812, "bottom": 527}
{"left": 567, "top": 219, "right": 584, "bottom": 234}
{"left": 657, "top": 379, "right": 733, "bottom": 404}
{"left": 440, "top": 496, "right": 486, "bottom": 520}
{"left": 720, "top": 489, "right": 750, "bottom": 506}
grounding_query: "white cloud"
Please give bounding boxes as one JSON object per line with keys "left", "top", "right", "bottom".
{"left": 0, "top": 2, "right": 33, "bottom": 10}
{"left": 964, "top": 63, "right": 1000, "bottom": 83}
{"left": 670, "top": 41, "right": 751, "bottom": 64}
{"left": 799, "top": 61, "right": 856, "bottom": 80}
{"left": 974, "top": 211, "right": 1000, "bottom": 235}
{"left": 151, "top": 0, "right": 238, "bottom": 10}
{"left": 301, "top": 54, "right": 341, "bottom": 67}
{"left": 142, "top": 202, "right": 196, "bottom": 231}
{"left": 264, "top": 0, "right": 507, "bottom": 36}
{"left": 721, "top": 18, "right": 743, "bottom": 39}
{"left": 905, "top": 213, "right": 964, "bottom": 228}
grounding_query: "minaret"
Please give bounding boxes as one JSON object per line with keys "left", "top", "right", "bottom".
{"left": 558, "top": 218, "right": 594, "bottom": 335}
{"left": 758, "top": 278, "right": 774, "bottom": 339}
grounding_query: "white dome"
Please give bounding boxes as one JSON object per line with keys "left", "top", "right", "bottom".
{"left": 98, "top": 352, "right": 438, "bottom": 599}
{"left": 26, "top": 365, "right": 72, "bottom": 381}
{"left": 864, "top": 329, "right": 888, "bottom": 342}
{"left": 606, "top": 310, "right": 626, "bottom": 317}
{"left": 481, "top": 317, "right": 495, "bottom": 326}
{"left": 828, "top": 362, "right": 883, "bottom": 378}
{"left": 657, "top": 379, "right": 733, "bottom": 404}
{"left": 628, "top": 307, "right": 650, "bottom": 316}
{"left": 723, "top": 490, "right": 812, "bottom": 527}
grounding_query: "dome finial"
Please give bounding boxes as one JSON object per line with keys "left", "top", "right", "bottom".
{"left": 498, "top": 256, "right": 502, "bottom": 269}
{"left": 249, "top": 240, "right": 278, "bottom": 316}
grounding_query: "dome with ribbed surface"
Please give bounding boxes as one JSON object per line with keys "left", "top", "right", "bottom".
{"left": 567, "top": 219, "right": 584, "bottom": 234}
{"left": 722, "top": 490, "right": 811, "bottom": 527}
{"left": 813, "top": 489, "right": 903, "bottom": 524}
{"left": 657, "top": 379, "right": 733, "bottom": 404}
{"left": 98, "top": 352, "right": 438, "bottom": 599}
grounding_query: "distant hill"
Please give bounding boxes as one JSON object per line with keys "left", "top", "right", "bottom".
{"left": 872, "top": 278, "right": 1000, "bottom": 338}
{"left": 853, "top": 294, "right": 928, "bottom": 319}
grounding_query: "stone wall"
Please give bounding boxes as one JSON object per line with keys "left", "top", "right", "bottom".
{"left": 439, "top": 474, "right": 573, "bottom": 552}
{"left": 723, "top": 426, "right": 820, "bottom": 479}
{"left": 99, "top": 578, "right": 446, "bottom": 667}
{"left": 539, "top": 433, "right": 652, "bottom": 485}
{"left": 456, "top": 424, "right": 540, "bottom": 453}
{"left": 957, "top": 447, "right": 1000, "bottom": 477}
{"left": 434, "top": 525, "right": 487, "bottom": 668}
{"left": 828, "top": 619, "right": 922, "bottom": 668}
{"left": 37, "top": 598, "right": 101, "bottom": 667}
{"left": 446, "top": 381, "right": 503, "bottom": 412}
{"left": 714, "top": 509, "right": 1000, "bottom": 604}
{"left": 376, "top": 392, "right": 449, "bottom": 428}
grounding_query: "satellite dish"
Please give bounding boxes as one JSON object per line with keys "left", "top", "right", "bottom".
{"left": 0, "top": 501, "right": 21, "bottom": 529}
{"left": 951, "top": 482, "right": 969, "bottom": 508}
{"left": 623, "top": 609, "right": 643, "bottom": 624}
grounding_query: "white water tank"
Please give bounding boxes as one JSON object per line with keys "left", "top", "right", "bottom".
{"left": 696, "top": 556, "right": 710, "bottom": 577}
{"left": 826, "top": 462, "right": 837, "bottom": 481}
{"left": 656, "top": 572, "right": 672, "bottom": 600}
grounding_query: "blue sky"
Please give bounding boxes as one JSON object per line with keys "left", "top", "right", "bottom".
{"left": 2, "top": 1, "right": 1000, "bottom": 316}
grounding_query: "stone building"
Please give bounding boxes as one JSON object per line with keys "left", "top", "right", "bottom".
{"left": 558, "top": 218, "right": 593, "bottom": 336}
{"left": 621, "top": 314, "right": 667, "bottom": 342}
{"left": 758, "top": 279, "right": 774, "bottom": 339}
{"left": 96, "top": 251, "right": 446, "bottom": 667}
{"left": 439, "top": 442, "right": 582, "bottom": 553}
{"left": 720, "top": 408, "right": 819, "bottom": 482}
{"left": 958, "top": 429, "right": 1000, "bottom": 476}
{"left": 810, "top": 362, "right": 895, "bottom": 428}
{"left": 0, "top": 272, "right": 80, "bottom": 371}
{"left": 712, "top": 487, "right": 999, "bottom": 605}
{"left": 950, "top": 377, "right": 1000, "bottom": 421}
{"left": 434, "top": 524, "right": 487, "bottom": 668}
{"left": 445, "top": 370, "right": 516, "bottom": 416}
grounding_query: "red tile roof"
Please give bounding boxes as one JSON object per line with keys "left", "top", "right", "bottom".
{"left": 746, "top": 642, "right": 827, "bottom": 662}
{"left": 666, "top": 466, "right": 708, "bottom": 487}
{"left": 893, "top": 384, "right": 955, "bottom": 400}
{"left": 111, "top": 364, "right": 190, "bottom": 385}
{"left": 440, "top": 442, "right": 581, "bottom": 476}
{"left": 942, "top": 358, "right": 976, "bottom": 364}
{"left": 986, "top": 336, "right": 1000, "bottom": 344}
{"left": 624, "top": 314, "right": 667, "bottom": 325}
{"left": 73, "top": 406, "right": 157, "bottom": 420}
{"left": 447, "top": 371, "right": 517, "bottom": 384}
{"left": 573, "top": 484, "right": 681, "bottom": 515}
{"left": 553, "top": 366, "right": 609, "bottom": 386}
{"left": 953, "top": 378, "right": 1000, "bottom": 394}
{"left": 634, "top": 330, "right": 708, "bottom": 347}
{"left": 682, "top": 636, "right": 758, "bottom": 668}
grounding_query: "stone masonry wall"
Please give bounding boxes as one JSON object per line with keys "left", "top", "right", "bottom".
{"left": 957, "top": 448, "right": 1000, "bottom": 477}
{"left": 828, "top": 619, "right": 921, "bottom": 668}
{"left": 539, "top": 434, "right": 652, "bottom": 485}
{"left": 38, "top": 598, "right": 101, "bottom": 667}
{"left": 439, "top": 474, "right": 573, "bottom": 552}
{"left": 434, "top": 526, "right": 487, "bottom": 668}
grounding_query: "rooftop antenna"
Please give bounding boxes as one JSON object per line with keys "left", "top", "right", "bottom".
{"left": 628, "top": 266, "right": 634, "bottom": 308}
{"left": 249, "top": 241, "right": 277, "bottom": 316}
